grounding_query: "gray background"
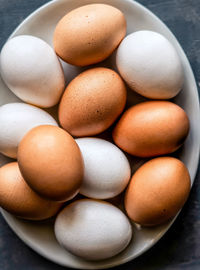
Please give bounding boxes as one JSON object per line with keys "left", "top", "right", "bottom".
{"left": 0, "top": 0, "right": 200, "bottom": 269}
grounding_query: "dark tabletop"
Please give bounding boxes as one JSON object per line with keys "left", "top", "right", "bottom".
{"left": 1, "top": 0, "right": 200, "bottom": 269}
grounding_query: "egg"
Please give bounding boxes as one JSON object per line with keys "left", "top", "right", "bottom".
{"left": 54, "top": 4, "right": 126, "bottom": 66}
{"left": 76, "top": 138, "right": 131, "bottom": 199}
{"left": 0, "top": 103, "right": 58, "bottom": 158}
{"left": 116, "top": 30, "right": 183, "bottom": 99}
{"left": 17, "top": 125, "right": 83, "bottom": 201}
{"left": 55, "top": 199, "right": 132, "bottom": 260}
{"left": 0, "top": 162, "right": 62, "bottom": 220}
{"left": 0, "top": 35, "right": 65, "bottom": 107}
{"left": 125, "top": 157, "right": 191, "bottom": 226}
{"left": 113, "top": 101, "right": 189, "bottom": 157}
{"left": 59, "top": 67, "right": 126, "bottom": 137}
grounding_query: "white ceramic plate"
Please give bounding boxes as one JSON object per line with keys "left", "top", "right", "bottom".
{"left": 0, "top": 0, "right": 200, "bottom": 269}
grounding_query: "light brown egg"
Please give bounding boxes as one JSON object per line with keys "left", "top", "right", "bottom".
{"left": 59, "top": 67, "right": 127, "bottom": 137}
{"left": 113, "top": 101, "right": 189, "bottom": 157}
{"left": 17, "top": 125, "right": 83, "bottom": 201}
{"left": 53, "top": 4, "right": 126, "bottom": 66}
{"left": 0, "top": 162, "right": 62, "bottom": 220}
{"left": 125, "top": 157, "right": 191, "bottom": 226}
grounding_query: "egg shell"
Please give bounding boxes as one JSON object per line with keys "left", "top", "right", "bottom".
{"left": 76, "top": 138, "right": 131, "bottom": 199}
{"left": 54, "top": 199, "right": 132, "bottom": 260}
{"left": 116, "top": 30, "right": 183, "bottom": 99}
{"left": 0, "top": 103, "right": 58, "bottom": 158}
{"left": 0, "top": 162, "right": 62, "bottom": 220}
{"left": 113, "top": 101, "right": 189, "bottom": 157}
{"left": 53, "top": 4, "right": 126, "bottom": 66}
{"left": 59, "top": 67, "right": 127, "bottom": 137}
{"left": 0, "top": 35, "right": 65, "bottom": 108}
{"left": 17, "top": 125, "right": 83, "bottom": 201}
{"left": 125, "top": 157, "right": 191, "bottom": 226}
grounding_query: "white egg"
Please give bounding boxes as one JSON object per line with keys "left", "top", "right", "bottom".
{"left": 0, "top": 103, "right": 58, "bottom": 158}
{"left": 76, "top": 138, "right": 131, "bottom": 199}
{"left": 0, "top": 35, "right": 65, "bottom": 108}
{"left": 116, "top": 30, "right": 184, "bottom": 99}
{"left": 55, "top": 199, "right": 132, "bottom": 260}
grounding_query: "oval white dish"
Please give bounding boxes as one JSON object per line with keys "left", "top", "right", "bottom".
{"left": 0, "top": 0, "right": 200, "bottom": 269}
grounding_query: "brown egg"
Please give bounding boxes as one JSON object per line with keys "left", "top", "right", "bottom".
{"left": 125, "top": 157, "right": 191, "bottom": 226}
{"left": 18, "top": 125, "right": 83, "bottom": 201}
{"left": 0, "top": 162, "right": 62, "bottom": 220}
{"left": 53, "top": 4, "right": 126, "bottom": 66}
{"left": 59, "top": 67, "right": 127, "bottom": 137}
{"left": 113, "top": 101, "right": 189, "bottom": 157}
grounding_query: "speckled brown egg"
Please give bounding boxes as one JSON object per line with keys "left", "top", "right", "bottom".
{"left": 17, "top": 125, "right": 83, "bottom": 201}
{"left": 0, "top": 162, "right": 62, "bottom": 220}
{"left": 59, "top": 67, "right": 127, "bottom": 137}
{"left": 125, "top": 157, "right": 191, "bottom": 226}
{"left": 53, "top": 4, "right": 126, "bottom": 66}
{"left": 113, "top": 101, "right": 189, "bottom": 157}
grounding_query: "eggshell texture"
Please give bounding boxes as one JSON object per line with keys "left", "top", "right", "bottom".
{"left": 113, "top": 101, "right": 189, "bottom": 157}
{"left": 116, "top": 30, "right": 184, "bottom": 99}
{"left": 53, "top": 4, "right": 126, "bottom": 66}
{"left": 76, "top": 138, "right": 131, "bottom": 199}
{"left": 17, "top": 125, "right": 83, "bottom": 201}
{"left": 59, "top": 67, "right": 126, "bottom": 137}
{"left": 125, "top": 157, "right": 191, "bottom": 226}
{"left": 55, "top": 199, "right": 132, "bottom": 260}
{"left": 0, "top": 162, "right": 62, "bottom": 220}
{"left": 0, "top": 103, "right": 58, "bottom": 158}
{"left": 0, "top": 35, "right": 65, "bottom": 107}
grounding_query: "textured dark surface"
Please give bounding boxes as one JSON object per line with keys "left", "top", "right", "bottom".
{"left": 0, "top": 0, "right": 200, "bottom": 269}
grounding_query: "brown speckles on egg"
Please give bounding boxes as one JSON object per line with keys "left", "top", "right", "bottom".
{"left": 53, "top": 4, "right": 126, "bottom": 66}
{"left": 58, "top": 67, "right": 126, "bottom": 137}
{"left": 125, "top": 157, "right": 191, "bottom": 226}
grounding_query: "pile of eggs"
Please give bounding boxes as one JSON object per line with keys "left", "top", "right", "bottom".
{"left": 0, "top": 3, "right": 191, "bottom": 261}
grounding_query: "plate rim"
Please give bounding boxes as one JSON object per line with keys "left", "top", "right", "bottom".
{"left": 1, "top": 0, "right": 200, "bottom": 269}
